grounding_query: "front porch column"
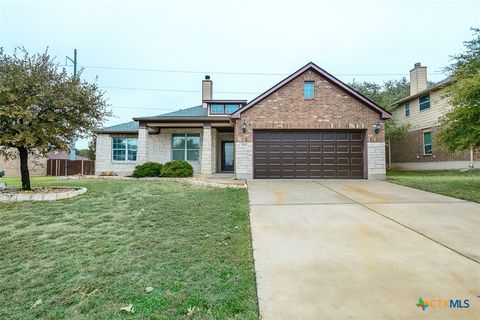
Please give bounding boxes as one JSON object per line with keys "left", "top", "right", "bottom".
{"left": 137, "top": 122, "right": 148, "bottom": 164}
{"left": 201, "top": 123, "right": 212, "bottom": 176}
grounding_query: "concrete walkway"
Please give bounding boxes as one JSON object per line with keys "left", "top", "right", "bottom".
{"left": 248, "top": 180, "right": 480, "bottom": 319}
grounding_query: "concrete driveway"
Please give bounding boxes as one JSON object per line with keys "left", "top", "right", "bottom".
{"left": 248, "top": 180, "right": 480, "bottom": 319}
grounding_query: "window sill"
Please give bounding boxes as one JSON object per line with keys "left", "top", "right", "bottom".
{"left": 112, "top": 160, "right": 137, "bottom": 163}
{"left": 304, "top": 98, "right": 315, "bottom": 101}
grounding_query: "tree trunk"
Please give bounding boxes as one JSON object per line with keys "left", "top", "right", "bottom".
{"left": 18, "top": 147, "right": 31, "bottom": 190}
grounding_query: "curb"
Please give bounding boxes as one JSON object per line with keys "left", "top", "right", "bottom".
{"left": 0, "top": 187, "right": 87, "bottom": 202}
{"left": 59, "top": 176, "right": 247, "bottom": 189}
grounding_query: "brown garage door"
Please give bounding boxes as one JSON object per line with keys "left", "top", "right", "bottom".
{"left": 253, "top": 130, "right": 365, "bottom": 179}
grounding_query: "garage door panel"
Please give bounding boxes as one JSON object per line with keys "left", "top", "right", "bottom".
{"left": 336, "top": 132, "right": 349, "bottom": 141}
{"left": 323, "top": 145, "right": 335, "bottom": 153}
{"left": 323, "top": 157, "right": 336, "bottom": 165}
{"left": 253, "top": 130, "right": 364, "bottom": 179}
{"left": 350, "top": 145, "right": 362, "bottom": 153}
{"left": 351, "top": 132, "right": 363, "bottom": 141}
{"left": 323, "top": 169, "right": 336, "bottom": 178}
{"left": 309, "top": 145, "right": 322, "bottom": 153}
{"left": 336, "top": 169, "right": 350, "bottom": 177}
{"left": 323, "top": 132, "right": 335, "bottom": 141}
{"left": 351, "top": 157, "right": 363, "bottom": 165}
{"left": 351, "top": 170, "right": 364, "bottom": 178}
{"left": 309, "top": 132, "right": 322, "bottom": 141}
{"left": 336, "top": 145, "right": 349, "bottom": 153}
{"left": 295, "top": 157, "right": 308, "bottom": 165}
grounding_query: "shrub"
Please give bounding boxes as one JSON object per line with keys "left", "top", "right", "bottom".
{"left": 132, "top": 162, "right": 163, "bottom": 178}
{"left": 99, "top": 171, "right": 118, "bottom": 176}
{"left": 0, "top": 169, "right": 4, "bottom": 178}
{"left": 160, "top": 160, "right": 194, "bottom": 177}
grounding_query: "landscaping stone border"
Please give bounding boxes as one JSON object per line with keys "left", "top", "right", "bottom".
{"left": 59, "top": 175, "right": 247, "bottom": 189}
{"left": 0, "top": 187, "right": 87, "bottom": 202}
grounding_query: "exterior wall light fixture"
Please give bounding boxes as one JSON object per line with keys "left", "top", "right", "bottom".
{"left": 374, "top": 122, "right": 382, "bottom": 134}
{"left": 242, "top": 121, "right": 248, "bottom": 134}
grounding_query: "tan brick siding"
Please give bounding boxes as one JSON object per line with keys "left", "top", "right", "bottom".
{"left": 234, "top": 69, "right": 385, "bottom": 144}
{"left": 367, "top": 142, "right": 386, "bottom": 179}
{"left": 95, "top": 129, "right": 205, "bottom": 176}
{"left": 0, "top": 150, "right": 47, "bottom": 177}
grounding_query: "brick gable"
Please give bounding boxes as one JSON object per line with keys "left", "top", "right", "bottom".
{"left": 234, "top": 69, "right": 385, "bottom": 143}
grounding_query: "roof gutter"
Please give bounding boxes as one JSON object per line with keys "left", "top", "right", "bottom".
{"left": 391, "top": 78, "right": 453, "bottom": 109}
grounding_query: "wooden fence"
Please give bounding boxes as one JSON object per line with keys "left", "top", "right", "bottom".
{"left": 46, "top": 159, "right": 95, "bottom": 176}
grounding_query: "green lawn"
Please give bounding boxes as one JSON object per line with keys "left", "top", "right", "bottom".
{"left": 387, "top": 170, "right": 480, "bottom": 203}
{"left": 0, "top": 178, "right": 258, "bottom": 319}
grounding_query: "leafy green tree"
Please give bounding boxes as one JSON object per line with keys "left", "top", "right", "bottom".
{"left": 438, "top": 28, "right": 480, "bottom": 162}
{"left": 76, "top": 148, "right": 92, "bottom": 160}
{"left": 88, "top": 134, "right": 97, "bottom": 160}
{"left": 350, "top": 78, "right": 411, "bottom": 169}
{"left": 0, "top": 47, "right": 110, "bottom": 189}
{"left": 351, "top": 77, "right": 410, "bottom": 110}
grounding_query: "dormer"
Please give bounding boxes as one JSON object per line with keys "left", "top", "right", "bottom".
{"left": 200, "top": 75, "right": 246, "bottom": 116}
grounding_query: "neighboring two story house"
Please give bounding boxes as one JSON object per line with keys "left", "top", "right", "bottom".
{"left": 95, "top": 62, "right": 390, "bottom": 179}
{"left": 390, "top": 63, "right": 477, "bottom": 170}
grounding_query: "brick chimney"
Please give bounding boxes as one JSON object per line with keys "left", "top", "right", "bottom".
{"left": 409, "top": 62, "right": 427, "bottom": 95}
{"left": 202, "top": 75, "right": 212, "bottom": 108}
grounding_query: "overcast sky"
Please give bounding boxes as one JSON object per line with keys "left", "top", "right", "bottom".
{"left": 1, "top": 0, "right": 478, "bottom": 148}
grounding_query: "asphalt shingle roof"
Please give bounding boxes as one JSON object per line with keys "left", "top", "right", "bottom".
{"left": 99, "top": 121, "right": 139, "bottom": 133}
{"left": 98, "top": 105, "right": 216, "bottom": 133}
{"left": 157, "top": 105, "right": 206, "bottom": 117}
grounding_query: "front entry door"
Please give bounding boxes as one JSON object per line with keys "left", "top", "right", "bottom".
{"left": 221, "top": 141, "right": 234, "bottom": 172}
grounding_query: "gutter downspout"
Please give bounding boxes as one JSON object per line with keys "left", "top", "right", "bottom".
{"left": 470, "top": 148, "right": 475, "bottom": 169}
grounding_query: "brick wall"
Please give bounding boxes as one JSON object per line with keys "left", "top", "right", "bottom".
{"left": 95, "top": 133, "right": 139, "bottom": 176}
{"left": 96, "top": 129, "right": 205, "bottom": 176}
{"left": 234, "top": 69, "right": 386, "bottom": 179}
{"left": 234, "top": 70, "right": 384, "bottom": 143}
{"left": 391, "top": 126, "right": 471, "bottom": 163}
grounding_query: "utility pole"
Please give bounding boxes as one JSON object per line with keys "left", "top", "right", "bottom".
{"left": 66, "top": 49, "right": 77, "bottom": 161}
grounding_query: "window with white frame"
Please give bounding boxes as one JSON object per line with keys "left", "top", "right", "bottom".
{"left": 172, "top": 133, "right": 200, "bottom": 161}
{"left": 405, "top": 103, "right": 410, "bottom": 117}
{"left": 423, "top": 131, "right": 432, "bottom": 155}
{"left": 112, "top": 137, "right": 137, "bottom": 161}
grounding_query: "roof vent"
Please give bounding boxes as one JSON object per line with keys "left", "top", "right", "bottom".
{"left": 414, "top": 62, "right": 421, "bottom": 68}
{"left": 205, "top": 75, "right": 210, "bottom": 80}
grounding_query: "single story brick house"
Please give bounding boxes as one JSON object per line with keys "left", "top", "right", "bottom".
{"left": 95, "top": 62, "right": 390, "bottom": 179}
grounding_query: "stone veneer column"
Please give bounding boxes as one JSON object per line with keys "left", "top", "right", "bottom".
{"left": 367, "top": 142, "right": 386, "bottom": 180}
{"left": 211, "top": 128, "right": 217, "bottom": 173}
{"left": 235, "top": 142, "right": 253, "bottom": 179}
{"left": 137, "top": 123, "right": 148, "bottom": 164}
{"left": 201, "top": 124, "right": 212, "bottom": 176}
